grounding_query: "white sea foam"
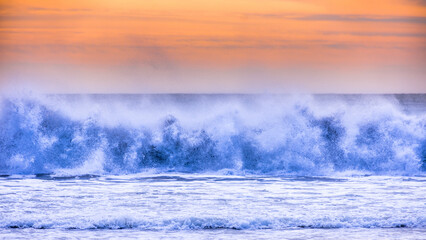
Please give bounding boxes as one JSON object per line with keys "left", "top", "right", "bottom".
{"left": 0, "top": 92, "right": 425, "bottom": 176}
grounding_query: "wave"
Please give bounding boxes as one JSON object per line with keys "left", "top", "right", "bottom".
{"left": 0, "top": 93, "right": 425, "bottom": 176}
{"left": 2, "top": 215, "right": 425, "bottom": 230}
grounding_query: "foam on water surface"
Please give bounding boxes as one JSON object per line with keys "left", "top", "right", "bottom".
{"left": 1, "top": 93, "right": 425, "bottom": 239}
{"left": 0, "top": 175, "right": 425, "bottom": 231}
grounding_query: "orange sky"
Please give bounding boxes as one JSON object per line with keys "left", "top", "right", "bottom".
{"left": 0, "top": 0, "right": 425, "bottom": 93}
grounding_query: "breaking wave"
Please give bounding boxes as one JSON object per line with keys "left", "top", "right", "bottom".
{"left": 3, "top": 215, "right": 425, "bottom": 230}
{"left": 0, "top": 93, "right": 425, "bottom": 176}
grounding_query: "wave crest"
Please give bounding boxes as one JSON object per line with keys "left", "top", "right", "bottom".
{"left": 3, "top": 215, "right": 425, "bottom": 230}
{"left": 0, "top": 94, "right": 425, "bottom": 175}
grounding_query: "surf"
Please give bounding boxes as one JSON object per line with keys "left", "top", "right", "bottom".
{"left": 0, "top": 93, "right": 425, "bottom": 176}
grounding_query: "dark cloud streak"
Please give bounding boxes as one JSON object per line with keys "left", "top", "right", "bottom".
{"left": 0, "top": 12, "right": 239, "bottom": 26}
{"left": 409, "top": 0, "right": 426, "bottom": 6}
{"left": 27, "top": 7, "right": 92, "bottom": 12}
{"left": 322, "top": 31, "right": 426, "bottom": 37}
{"left": 298, "top": 14, "right": 426, "bottom": 23}
{"left": 248, "top": 13, "right": 426, "bottom": 24}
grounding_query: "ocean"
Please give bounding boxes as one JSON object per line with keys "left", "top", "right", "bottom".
{"left": 0, "top": 93, "right": 425, "bottom": 239}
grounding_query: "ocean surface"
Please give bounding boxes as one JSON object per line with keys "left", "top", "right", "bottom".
{"left": 0, "top": 93, "right": 425, "bottom": 239}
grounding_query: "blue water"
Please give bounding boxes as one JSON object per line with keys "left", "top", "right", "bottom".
{"left": 0, "top": 93, "right": 425, "bottom": 239}
{"left": 1, "top": 93, "right": 425, "bottom": 176}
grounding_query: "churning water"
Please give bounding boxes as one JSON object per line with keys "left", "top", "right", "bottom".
{"left": 0, "top": 93, "right": 425, "bottom": 239}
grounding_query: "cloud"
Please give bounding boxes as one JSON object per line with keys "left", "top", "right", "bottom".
{"left": 323, "top": 43, "right": 354, "bottom": 49}
{"left": 27, "top": 7, "right": 92, "bottom": 12}
{"left": 409, "top": 0, "right": 426, "bottom": 6}
{"left": 298, "top": 14, "right": 426, "bottom": 23}
{"left": 322, "top": 31, "right": 426, "bottom": 38}
{"left": 0, "top": 30, "right": 83, "bottom": 34}
{"left": 0, "top": 42, "right": 308, "bottom": 53}
{"left": 248, "top": 13, "right": 426, "bottom": 24}
{"left": 27, "top": 7, "right": 63, "bottom": 11}
{"left": 0, "top": 11, "right": 237, "bottom": 26}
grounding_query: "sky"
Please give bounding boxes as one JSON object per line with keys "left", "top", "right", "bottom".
{"left": 0, "top": 0, "right": 425, "bottom": 93}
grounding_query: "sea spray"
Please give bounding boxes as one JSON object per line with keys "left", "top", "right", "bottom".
{"left": 0, "top": 93, "right": 425, "bottom": 175}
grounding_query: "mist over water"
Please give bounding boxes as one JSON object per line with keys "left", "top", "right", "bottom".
{"left": 0, "top": 92, "right": 425, "bottom": 176}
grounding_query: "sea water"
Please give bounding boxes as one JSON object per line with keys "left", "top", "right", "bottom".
{"left": 0, "top": 93, "right": 425, "bottom": 239}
